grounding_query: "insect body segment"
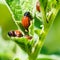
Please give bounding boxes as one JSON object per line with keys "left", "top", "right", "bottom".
{"left": 22, "top": 12, "right": 32, "bottom": 31}
{"left": 36, "top": 1, "right": 40, "bottom": 12}
{"left": 8, "top": 30, "right": 32, "bottom": 40}
{"left": 22, "top": 16, "right": 30, "bottom": 31}
{"left": 24, "top": 12, "right": 33, "bottom": 20}
{"left": 14, "top": 30, "right": 23, "bottom": 37}
{"left": 25, "top": 35, "right": 32, "bottom": 40}
{"left": 8, "top": 30, "right": 23, "bottom": 37}
{"left": 8, "top": 31, "right": 15, "bottom": 37}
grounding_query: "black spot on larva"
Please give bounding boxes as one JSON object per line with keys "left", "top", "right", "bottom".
{"left": 24, "top": 12, "right": 33, "bottom": 20}
{"left": 8, "top": 31, "right": 15, "bottom": 37}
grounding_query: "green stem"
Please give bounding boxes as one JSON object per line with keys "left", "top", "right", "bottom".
{"left": 28, "top": 2, "right": 60, "bottom": 60}
{"left": 39, "top": 0, "right": 47, "bottom": 26}
{"left": 31, "top": 33, "right": 46, "bottom": 60}
{"left": 45, "top": 3, "right": 60, "bottom": 31}
{"left": 29, "top": 55, "right": 34, "bottom": 60}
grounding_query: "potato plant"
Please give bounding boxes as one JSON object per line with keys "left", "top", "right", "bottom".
{"left": 2, "top": 0, "right": 60, "bottom": 60}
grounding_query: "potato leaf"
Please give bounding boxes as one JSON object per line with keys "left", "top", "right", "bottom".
{"left": 0, "top": 3, "right": 17, "bottom": 40}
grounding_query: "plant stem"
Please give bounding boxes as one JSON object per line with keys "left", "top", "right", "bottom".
{"left": 29, "top": 55, "right": 34, "bottom": 60}
{"left": 28, "top": 2, "right": 60, "bottom": 60}
{"left": 39, "top": 0, "right": 47, "bottom": 27}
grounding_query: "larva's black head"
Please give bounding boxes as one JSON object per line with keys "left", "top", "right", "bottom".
{"left": 24, "top": 12, "right": 30, "bottom": 17}
{"left": 8, "top": 31, "right": 15, "bottom": 37}
{"left": 8, "top": 31, "right": 12, "bottom": 37}
{"left": 24, "top": 12, "right": 33, "bottom": 20}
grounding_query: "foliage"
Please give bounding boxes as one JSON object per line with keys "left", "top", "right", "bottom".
{"left": 0, "top": 0, "right": 60, "bottom": 60}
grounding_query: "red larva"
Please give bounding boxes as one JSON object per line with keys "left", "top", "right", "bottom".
{"left": 21, "top": 12, "right": 32, "bottom": 31}
{"left": 36, "top": 1, "right": 40, "bottom": 12}
{"left": 14, "top": 30, "right": 23, "bottom": 37}
{"left": 22, "top": 16, "right": 30, "bottom": 31}
{"left": 8, "top": 30, "right": 32, "bottom": 40}
{"left": 8, "top": 30, "right": 23, "bottom": 37}
{"left": 25, "top": 35, "right": 32, "bottom": 40}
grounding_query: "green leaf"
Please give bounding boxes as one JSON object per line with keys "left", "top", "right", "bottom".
{"left": 39, "top": 0, "right": 48, "bottom": 11}
{"left": 11, "top": 37, "right": 33, "bottom": 55}
{"left": 35, "top": 29, "right": 41, "bottom": 36}
{"left": 5, "top": 0, "right": 37, "bottom": 35}
{"left": 34, "top": 16, "right": 42, "bottom": 29}
{"left": 20, "top": 0, "right": 36, "bottom": 16}
{"left": 47, "top": 0, "right": 57, "bottom": 10}
{"left": 5, "top": 0, "right": 36, "bottom": 21}
{"left": 39, "top": 0, "right": 47, "bottom": 27}
{"left": 0, "top": 3, "right": 17, "bottom": 40}
{"left": 5, "top": 0, "right": 23, "bottom": 21}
